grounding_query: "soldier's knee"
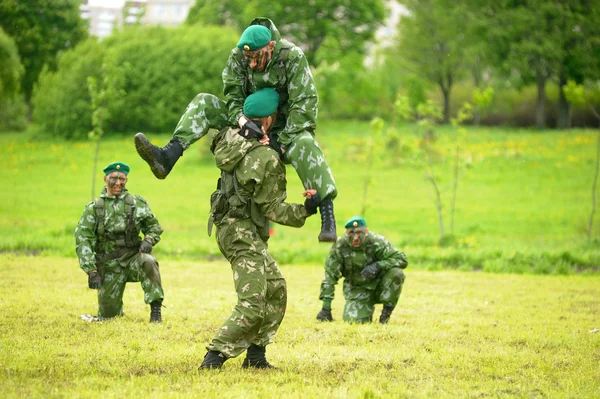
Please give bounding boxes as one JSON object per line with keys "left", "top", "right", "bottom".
{"left": 387, "top": 268, "right": 405, "bottom": 284}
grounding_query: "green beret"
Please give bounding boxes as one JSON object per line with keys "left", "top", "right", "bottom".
{"left": 345, "top": 216, "right": 367, "bottom": 229}
{"left": 237, "top": 25, "right": 271, "bottom": 51}
{"left": 243, "top": 88, "right": 280, "bottom": 118}
{"left": 103, "top": 162, "right": 130, "bottom": 175}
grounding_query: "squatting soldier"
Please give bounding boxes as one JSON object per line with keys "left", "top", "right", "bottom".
{"left": 134, "top": 17, "right": 338, "bottom": 243}
{"left": 200, "top": 88, "right": 321, "bottom": 369}
{"left": 74, "top": 162, "right": 165, "bottom": 323}
{"left": 316, "top": 216, "right": 408, "bottom": 324}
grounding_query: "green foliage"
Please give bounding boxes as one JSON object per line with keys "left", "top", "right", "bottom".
{"left": 314, "top": 54, "right": 394, "bottom": 120}
{"left": 32, "top": 38, "right": 105, "bottom": 139}
{"left": 1, "top": 255, "right": 599, "bottom": 397}
{"left": 0, "top": 0, "right": 88, "bottom": 103}
{"left": 0, "top": 26, "right": 26, "bottom": 132}
{"left": 186, "top": 0, "right": 386, "bottom": 66}
{"left": 32, "top": 25, "right": 238, "bottom": 139}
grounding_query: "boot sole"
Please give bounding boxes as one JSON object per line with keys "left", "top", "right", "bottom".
{"left": 318, "top": 232, "right": 337, "bottom": 242}
{"left": 134, "top": 133, "right": 168, "bottom": 179}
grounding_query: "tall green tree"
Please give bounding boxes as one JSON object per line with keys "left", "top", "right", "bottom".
{"left": 479, "top": 0, "right": 599, "bottom": 129}
{"left": 186, "top": 0, "right": 386, "bottom": 66}
{"left": 0, "top": 25, "right": 22, "bottom": 100}
{"left": 0, "top": 0, "right": 88, "bottom": 111}
{"left": 395, "top": 0, "right": 470, "bottom": 123}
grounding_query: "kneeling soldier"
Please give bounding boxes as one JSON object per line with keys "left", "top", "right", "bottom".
{"left": 74, "top": 162, "right": 165, "bottom": 322}
{"left": 316, "top": 216, "right": 407, "bottom": 324}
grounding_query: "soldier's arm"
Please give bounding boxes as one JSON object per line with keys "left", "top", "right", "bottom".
{"left": 372, "top": 234, "right": 408, "bottom": 272}
{"left": 222, "top": 49, "right": 247, "bottom": 125}
{"left": 135, "top": 196, "right": 163, "bottom": 246}
{"left": 252, "top": 153, "right": 310, "bottom": 228}
{"left": 74, "top": 202, "right": 98, "bottom": 273}
{"left": 319, "top": 242, "right": 343, "bottom": 304}
{"left": 277, "top": 47, "right": 318, "bottom": 146}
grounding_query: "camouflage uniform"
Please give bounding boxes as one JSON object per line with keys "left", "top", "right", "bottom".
{"left": 319, "top": 233, "right": 408, "bottom": 323}
{"left": 74, "top": 188, "right": 164, "bottom": 318}
{"left": 171, "top": 17, "right": 336, "bottom": 201}
{"left": 207, "top": 127, "right": 310, "bottom": 358}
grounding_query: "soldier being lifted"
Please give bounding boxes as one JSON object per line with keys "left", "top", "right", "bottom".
{"left": 134, "top": 17, "right": 338, "bottom": 243}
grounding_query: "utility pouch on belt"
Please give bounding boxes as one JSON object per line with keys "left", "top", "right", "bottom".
{"left": 208, "top": 178, "right": 228, "bottom": 236}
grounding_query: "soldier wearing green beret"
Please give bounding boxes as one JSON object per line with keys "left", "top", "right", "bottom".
{"left": 200, "top": 88, "right": 321, "bottom": 369}
{"left": 74, "top": 162, "right": 165, "bottom": 323}
{"left": 316, "top": 216, "right": 408, "bottom": 324}
{"left": 134, "top": 17, "right": 338, "bottom": 243}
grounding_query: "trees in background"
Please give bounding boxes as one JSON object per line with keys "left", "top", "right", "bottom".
{"left": 0, "top": 0, "right": 87, "bottom": 115}
{"left": 0, "top": 26, "right": 26, "bottom": 131}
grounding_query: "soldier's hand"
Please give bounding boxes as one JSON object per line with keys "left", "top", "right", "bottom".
{"left": 88, "top": 271, "right": 101, "bottom": 289}
{"left": 140, "top": 239, "right": 153, "bottom": 254}
{"left": 316, "top": 307, "right": 333, "bottom": 322}
{"left": 303, "top": 190, "right": 321, "bottom": 215}
{"left": 361, "top": 262, "right": 381, "bottom": 280}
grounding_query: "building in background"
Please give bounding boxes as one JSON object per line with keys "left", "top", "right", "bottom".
{"left": 80, "top": 0, "right": 193, "bottom": 38}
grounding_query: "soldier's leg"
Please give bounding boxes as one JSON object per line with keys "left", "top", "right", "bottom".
{"left": 242, "top": 251, "right": 287, "bottom": 369}
{"left": 128, "top": 253, "right": 165, "bottom": 322}
{"left": 374, "top": 268, "right": 406, "bottom": 324}
{"left": 206, "top": 223, "right": 270, "bottom": 359}
{"left": 134, "top": 93, "right": 229, "bottom": 179}
{"left": 342, "top": 283, "right": 375, "bottom": 323}
{"left": 97, "top": 266, "right": 128, "bottom": 319}
{"left": 284, "top": 131, "right": 338, "bottom": 242}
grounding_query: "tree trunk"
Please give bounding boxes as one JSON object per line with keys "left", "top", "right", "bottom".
{"left": 557, "top": 70, "right": 571, "bottom": 129}
{"left": 442, "top": 87, "right": 450, "bottom": 124}
{"left": 535, "top": 72, "right": 547, "bottom": 129}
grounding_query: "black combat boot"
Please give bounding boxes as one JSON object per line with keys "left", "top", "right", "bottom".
{"left": 318, "top": 197, "right": 337, "bottom": 242}
{"left": 200, "top": 350, "right": 227, "bottom": 370}
{"left": 150, "top": 300, "right": 162, "bottom": 323}
{"left": 241, "top": 344, "right": 274, "bottom": 369}
{"left": 379, "top": 305, "right": 394, "bottom": 324}
{"left": 134, "top": 133, "right": 184, "bottom": 179}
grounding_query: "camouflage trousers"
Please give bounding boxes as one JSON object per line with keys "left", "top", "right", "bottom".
{"left": 97, "top": 253, "right": 163, "bottom": 318}
{"left": 172, "top": 93, "right": 337, "bottom": 200}
{"left": 208, "top": 218, "right": 287, "bottom": 359}
{"left": 342, "top": 268, "right": 405, "bottom": 323}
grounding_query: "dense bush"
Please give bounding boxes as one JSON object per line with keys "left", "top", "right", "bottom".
{"left": 32, "top": 38, "right": 105, "bottom": 139}
{"left": 32, "top": 25, "right": 238, "bottom": 139}
{"left": 0, "top": 26, "right": 26, "bottom": 132}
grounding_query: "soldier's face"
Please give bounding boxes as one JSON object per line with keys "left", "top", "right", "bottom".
{"left": 244, "top": 42, "right": 274, "bottom": 72}
{"left": 105, "top": 171, "right": 127, "bottom": 196}
{"left": 346, "top": 227, "right": 368, "bottom": 248}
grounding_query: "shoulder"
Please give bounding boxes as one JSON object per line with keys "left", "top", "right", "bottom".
{"left": 369, "top": 232, "right": 393, "bottom": 247}
{"left": 133, "top": 195, "right": 149, "bottom": 206}
{"left": 278, "top": 40, "right": 305, "bottom": 60}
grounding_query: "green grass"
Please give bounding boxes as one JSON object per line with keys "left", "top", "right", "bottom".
{"left": 1, "top": 122, "right": 599, "bottom": 273}
{"left": 1, "top": 254, "right": 598, "bottom": 398}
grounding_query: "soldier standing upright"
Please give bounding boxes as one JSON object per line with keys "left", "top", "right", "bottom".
{"left": 74, "top": 162, "right": 165, "bottom": 322}
{"left": 134, "top": 17, "right": 338, "bottom": 242}
{"left": 200, "top": 88, "right": 321, "bottom": 369}
{"left": 316, "top": 216, "right": 408, "bottom": 324}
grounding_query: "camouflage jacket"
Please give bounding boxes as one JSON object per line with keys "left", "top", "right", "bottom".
{"left": 319, "top": 233, "right": 408, "bottom": 301}
{"left": 222, "top": 17, "right": 318, "bottom": 147}
{"left": 74, "top": 187, "right": 163, "bottom": 273}
{"left": 212, "top": 127, "right": 309, "bottom": 229}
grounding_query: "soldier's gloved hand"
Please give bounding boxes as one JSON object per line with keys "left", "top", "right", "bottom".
{"left": 316, "top": 307, "right": 333, "bottom": 322}
{"left": 139, "top": 239, "right": 153, "bottom": 254}
{"left": 360, "top": 262, "right": 381, "bottom": 280}
{"left": 238, "top": 116, "right": 264, "bottom": 139}
{"left": 304, "top": 192, "right": 321, "bottom": 215}
{"left": 88, "top": 271, "right": 101, "bottom": 289}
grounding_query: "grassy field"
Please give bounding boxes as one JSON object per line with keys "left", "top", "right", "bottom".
{"left": 1, "top": 254, "right": 598, "bottom": 398}
{"left": 1, "top": 123, "right": 599, "bottom": 397}
{"left": 1, "top": 121, "right": 598, "bottom": 273}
